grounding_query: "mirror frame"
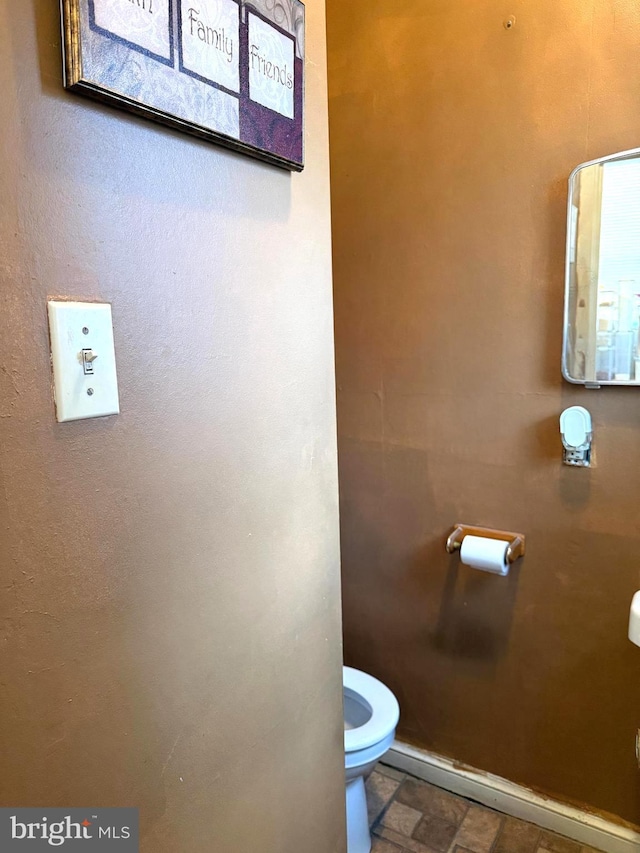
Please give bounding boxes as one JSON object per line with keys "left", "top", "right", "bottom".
{"left": 563, "top": 146, "right": 640, "bottom": 388}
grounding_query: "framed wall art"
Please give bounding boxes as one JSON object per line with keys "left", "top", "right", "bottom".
{"left": 60, "top": 0, "right": 305, "bottom": 171}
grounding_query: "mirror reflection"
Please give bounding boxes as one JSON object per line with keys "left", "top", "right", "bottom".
{"left": 563, "top": 149, "right": 640, "bottom": 386}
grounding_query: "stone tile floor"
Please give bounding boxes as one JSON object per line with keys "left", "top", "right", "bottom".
{"left": 367, "top": 764, "right": 604, "bottom": 853}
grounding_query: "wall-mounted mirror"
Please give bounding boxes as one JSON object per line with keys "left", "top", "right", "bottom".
{"left": 563, "top": 148, "right": 640, "bottom": 387}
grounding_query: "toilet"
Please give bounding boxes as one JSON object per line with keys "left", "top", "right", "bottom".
{"left": 343, "top": 666, "right": 400, "bottom": 853}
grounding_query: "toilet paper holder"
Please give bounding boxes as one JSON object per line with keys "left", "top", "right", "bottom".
{"left": 446, "top": 524, "right": 526, "bottom": 565}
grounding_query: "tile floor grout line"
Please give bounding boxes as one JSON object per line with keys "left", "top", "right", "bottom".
{"left": 489, "top": 814, "right": 506, "bottom": 853}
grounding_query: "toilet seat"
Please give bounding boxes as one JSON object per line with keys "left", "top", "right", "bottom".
{"left": 343, "top": 666, "right": 400, "bottom": 753}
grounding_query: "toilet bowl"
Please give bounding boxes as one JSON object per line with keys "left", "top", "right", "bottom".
{"left": 343, "top": 666, "right": 400, "bottom": 853}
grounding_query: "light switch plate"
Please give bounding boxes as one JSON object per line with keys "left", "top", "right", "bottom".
{"left": 47, "top": 301, "right": 120, "bottom": 423}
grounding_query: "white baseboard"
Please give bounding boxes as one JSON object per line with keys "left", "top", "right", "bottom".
{"left": 384, "top": 740, "right": 640, "bottom": 853}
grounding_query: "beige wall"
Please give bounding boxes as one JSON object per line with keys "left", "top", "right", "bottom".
{"left": 0, "top": 2, "right": 345, "bottom": 851}
{"left": 328, "top": 0, "right": 640, "bottom": 827}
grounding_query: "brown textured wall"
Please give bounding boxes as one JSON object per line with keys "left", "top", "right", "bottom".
{"left": 327, "top": 0, "right": 640, "bottom": 826}
{"left": 0, "top": 2, "right": 346, "bottom": 851}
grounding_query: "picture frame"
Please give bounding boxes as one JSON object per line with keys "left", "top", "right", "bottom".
{"left": 60, "top": 0, "right": 305, "bottom": 171}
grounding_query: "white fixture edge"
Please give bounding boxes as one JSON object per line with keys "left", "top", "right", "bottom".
{"left": 385, "top": 740, "right": 640, "bottom": 853}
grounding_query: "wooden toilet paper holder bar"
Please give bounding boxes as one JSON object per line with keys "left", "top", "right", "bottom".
{"left": 446, "top": 524, "right": 526, "bottom": 565}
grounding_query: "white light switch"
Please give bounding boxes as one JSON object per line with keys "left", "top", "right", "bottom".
{"left": 47, "top": 301, "right": 120, "bottom": 423}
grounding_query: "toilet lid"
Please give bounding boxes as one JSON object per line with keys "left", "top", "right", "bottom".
{"left": 343, "top": 666, "right": 400, "bottom": 753}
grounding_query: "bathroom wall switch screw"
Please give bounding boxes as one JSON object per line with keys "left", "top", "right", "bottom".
{"left": 87, "top": 388, "right": 94, "bottom": 396}
{"left": 82, "top": 327, "right": 89, "bottom": 335}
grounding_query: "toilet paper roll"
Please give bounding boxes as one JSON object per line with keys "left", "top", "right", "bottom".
{"left": 460, "top": 535, "right": 510, "bottom": 576}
